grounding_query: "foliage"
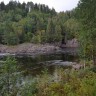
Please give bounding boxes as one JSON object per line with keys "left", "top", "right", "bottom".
{"left": 18, "top": 79, "right": 37, "bottom": 96}
{"left": 0, "top": 57, "right": 96, "bottom": 96}
{"left": 64, "top": 18, "right": 80, "bottom": 39}
{"left": 0, "top": 1, "right": 57, "bottom": 45}
{"left": 35, "top": 69, "right": 96, "bottom": 96}
{"left": 0, "top": 1, "right": 78, "bottom": 45}
{"left": 16, "top": 68, "right": 96, "bottom": 96}
{"left": 0, "top": 56, "right": 22, "bottom": 96}
{"left": 76, "top": 0, "right": 96, "bottom": 65}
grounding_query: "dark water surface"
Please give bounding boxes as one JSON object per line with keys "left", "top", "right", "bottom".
{"left": 16, "top": 53, "right": 78, "bottom": 77}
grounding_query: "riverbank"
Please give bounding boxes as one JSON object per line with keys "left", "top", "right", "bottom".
{"left": 0, "top": 39, "right": 78, "bottom": 57}
{"left": 0, "top": 43, "right": 60, "bottom": 56}
{"left": 0, "top": 39, "right": 78, "bottom": 56}
{"left": 0, "top": 43, "right": 78, "bottom": 57}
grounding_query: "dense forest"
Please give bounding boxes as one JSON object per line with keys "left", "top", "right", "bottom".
{"left": 0, "top": 0, "right": 95, "bottom": 64}
{"left": 0, "top": 1, "right": 78, "bottom": 45}
{"left": 0, "top": 0, "right": 96, "bottom": 96}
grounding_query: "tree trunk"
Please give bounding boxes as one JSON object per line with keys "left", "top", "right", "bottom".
{"left": 61, "top": 32, "right": 67, "bottom": 44}
{"left": 84, "top": 60, "right": 86, "bottom": 69}
{"left": 93, "top": 55, "right": 96, "bottom": 66}
{"left": 61, "top": 38, "right": 66, "bottom": 44}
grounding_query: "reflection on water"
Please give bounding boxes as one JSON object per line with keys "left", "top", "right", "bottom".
{"left": 16, "top": 53, "right": 78, "bottom": 76}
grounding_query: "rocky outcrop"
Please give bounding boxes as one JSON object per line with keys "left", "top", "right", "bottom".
{"left": 0, "top": 39, "right": 79, "bottom": 57}
{"left": 0, "top": 43, "right": 60, "bottom": 56}
{"left": 60, "top": 38, "right": 78, "bottom": 48}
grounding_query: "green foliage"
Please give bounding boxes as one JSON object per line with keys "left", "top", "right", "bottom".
{"left": 35, "top": 69, "right": 96, "bottom": 96}
{"left": 2, "top": 22, "right": 19, "bottom": 45}
{"left": 0, "top": 56, "right": 22, "bottom": 96}
{"left": 0, "top": 1, "right": 78, "bottom": 45}
{"left": 46, "top": 19, "right": 55, "bottom": 42}
{"left": 19, "top": 80, "right": 37, "bottom": 96}
{"left": 0, "top": 1, "right": 57, "bottom": 45}
{"left": 46, "top": 18, "right": 63, "bottom": 43}
{"left": 76, "top": 0, "right": 96, "bottom": 65}
{"left": 0, "top": 58, "right": 96, "bottom": 96}
{"left": 54, "top": 24, "right": 62, "bottom": 42}
{"left": 18, "top": 68, "right": 95, "bottom": 96}
{"left": 64, "top": 18, "right": 80, "bottom": 39}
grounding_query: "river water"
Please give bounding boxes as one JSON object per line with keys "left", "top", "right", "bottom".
{"left": 16, "top": 53, "right": 78, "bottom": 77}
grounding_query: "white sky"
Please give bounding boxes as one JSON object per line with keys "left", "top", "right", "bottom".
{"left": 0, "top": 0, "right": 79, "bottom": 12}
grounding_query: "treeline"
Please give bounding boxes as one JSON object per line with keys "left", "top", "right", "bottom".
{"left": 0, "top": 0, "right": 95, "bottom": 65}
{"left": 0, "top": 1, "right": 56, "bottom": 15}
{"left": 75, "top": 0, "right": 96, "bottom": 65}
{"left": 0, "top": 1, "right": 79, "bottom": 45}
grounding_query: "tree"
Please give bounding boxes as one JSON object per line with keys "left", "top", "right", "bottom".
{"left": 0, "top": 2, "right": 5, "bottom": 11}
{"left": 0, "top": 56, "right": 22, "bottom": 96}
{"left": 46, "top": 19, "right": 55, "bottom": 42}
{"left": 54, "top": 25, "right": 62, "bottom": 42}
{"left": 0, "top": 1, "right": 57, "bottom": 45}
{"left": 64, "top": 18, "right": 80, "bottom": 39}
{"left": 76, "top": 0, "right": 96, "bottom": 66}
{"left": 3, "top": 22, "right": 19, "bottom": 45}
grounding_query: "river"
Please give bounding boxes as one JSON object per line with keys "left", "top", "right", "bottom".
{"left": 15, "top": 53, "right": 78, "bottom": 77}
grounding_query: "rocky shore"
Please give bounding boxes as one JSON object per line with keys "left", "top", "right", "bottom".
{"left": 0, "top": 39, "right": 78, "bottom": 57}
{"left": 0, "top": 43, "right": 60, "bottom": 56}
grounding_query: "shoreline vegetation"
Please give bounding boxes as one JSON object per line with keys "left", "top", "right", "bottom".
{"left": 0, "top": 57, "right": 96, "bottom": 96}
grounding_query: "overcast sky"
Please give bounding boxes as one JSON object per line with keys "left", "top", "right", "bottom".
{"left": 1, "top": 0, "right": 79, "bottom": 12}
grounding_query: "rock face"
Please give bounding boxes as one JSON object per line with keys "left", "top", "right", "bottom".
{"left": 60, "top": 38, "right": 78, "bottom": 48}
{"left": 0, "top": 39, "right": 79, "bottom": 57}
{"left": 0, "top": 43, "right": 60, "bottom": 56}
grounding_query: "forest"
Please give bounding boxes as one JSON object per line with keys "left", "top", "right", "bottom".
{"left": 0, "top": 0, "right": 96, "bottom": 65}
{"left": 0, "top": 0, "right": 96, "bottom": 96}
{"left": 0, "top": 1, "right": 78, "bottom": 45}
